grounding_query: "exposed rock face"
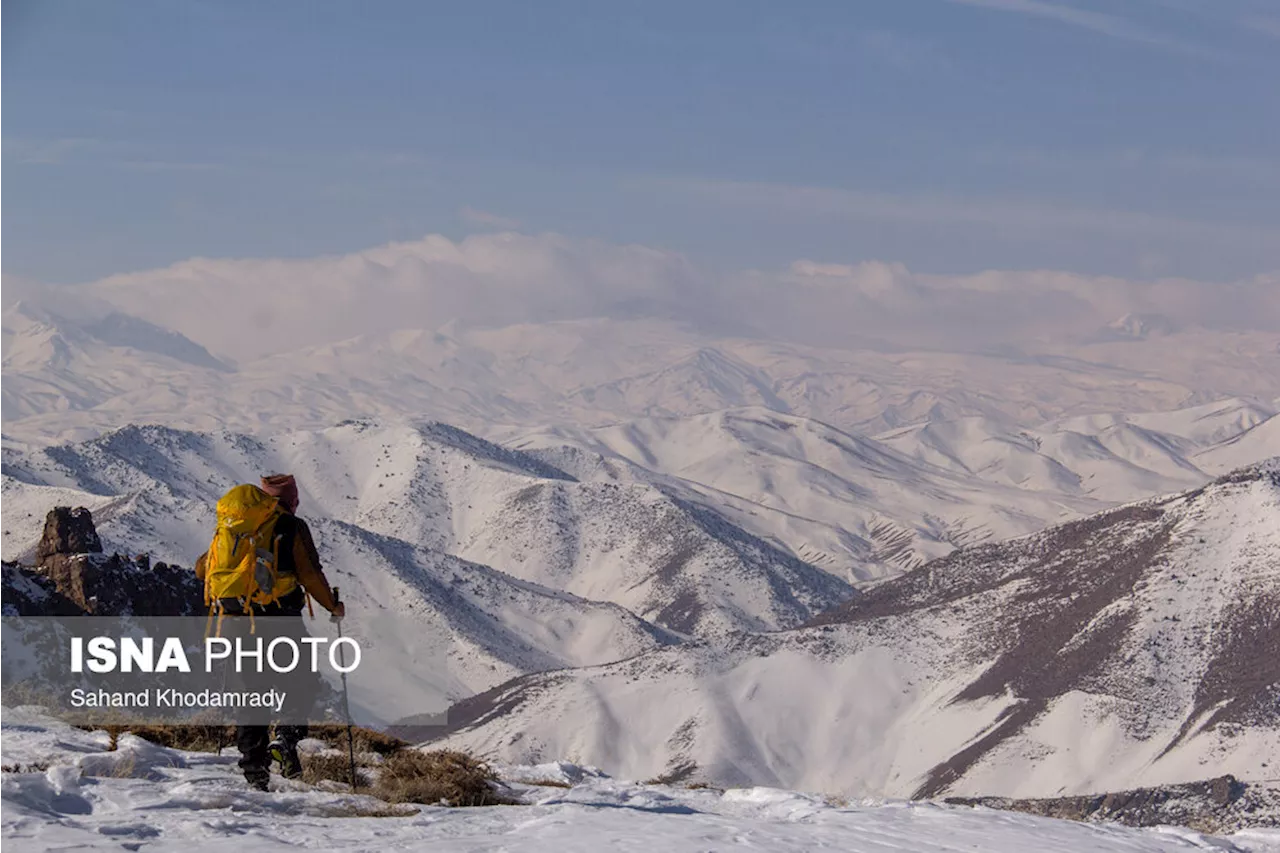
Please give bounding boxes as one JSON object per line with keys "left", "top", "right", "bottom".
{"left": 947, "top": 776, "right": 1280, "bottom": 834}
{"left": 14, "top": 506, "right": 204, "bottom": 617}
{"left": 37, "top": 552, "right": 204, "bottom": 616}
{"left": 34, "top": 507, "right": 103, "bottom": 563}
{"left": 808, "top": 462, "right": 1280, "bottom": 800}
{"left": 0, "top": 561, "right": 85, "bottom": 616}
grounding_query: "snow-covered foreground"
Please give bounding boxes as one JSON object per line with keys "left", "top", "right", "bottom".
{"left": 4, "top": 709, "right": 1276, "bottom": 853}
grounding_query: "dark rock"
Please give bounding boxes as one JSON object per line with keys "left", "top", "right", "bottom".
{"left": 39, "top": 552, "right": 203, "bottom": 616}
{"left": 1, "top": 561, "right": 86, "bottom": 616}
{"left": 19, "top": 506, "right": 203, "bottom": 617}
{"left": 945, "top": 774, "right": 1273, "bottom": 833}
{"left": 34, "top": 507, "right": 103, "bottom": 563}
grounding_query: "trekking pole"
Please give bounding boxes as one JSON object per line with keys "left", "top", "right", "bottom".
{"left": 332, "top": 587, "right": 359, "bottom": 792}
{"left": 215, "top": 647, "right": 230, "bottom": 756}
{"left": 215, "top": 607, "right": 232, "bottom": 753}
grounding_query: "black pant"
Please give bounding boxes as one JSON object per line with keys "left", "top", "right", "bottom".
{"left": 217, "top": 589, "right": 322, "bottom": 780}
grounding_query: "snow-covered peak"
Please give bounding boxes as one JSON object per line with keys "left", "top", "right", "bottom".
{"left": 2, "top": 301, "right": 230, "bottom": 426}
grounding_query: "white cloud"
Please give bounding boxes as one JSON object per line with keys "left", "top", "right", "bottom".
{"left": 66, "top": 233, "right": 1279, "bottom": 361}
{"left": 82, "top": 233, "right": 710, "bottom": 359}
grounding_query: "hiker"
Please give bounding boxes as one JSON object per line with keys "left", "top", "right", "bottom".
{"left": 195, "top": 473, "right": 346, "bottom": 791}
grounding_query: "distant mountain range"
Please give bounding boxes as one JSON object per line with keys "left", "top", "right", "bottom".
{"left": 5, "top": 296, "right": 1279, "bottom": 447}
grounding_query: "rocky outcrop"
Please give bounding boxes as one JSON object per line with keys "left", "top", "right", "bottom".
{"left": 947, "top": 776, "right": 1280, "bottom": 834}
{"left": 34, "top": 506, "right": 102, "bottom": 563}
{"left": 1, "top": 561, "right": 86, "bottom": 616}
{"left": 9, "top": 506, "right": 204, "bottom": 617}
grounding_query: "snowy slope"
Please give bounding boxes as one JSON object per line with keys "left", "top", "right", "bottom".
{"left": 3, "top": 707, "right": 1275, "bottom": 853}
{"left": 877, "top": 398, "right": 1279, "bottom": 501}
{"left": 1194, "top": 410, "right": 1280, "bottom": 475}
{"left": 432, "top": 461, "right": 1280, "bottom": 800}
{"left": 499, "top": 409, "right": 1102, "bottom": 579}
{"left": 497, "top": 403, "right": 1279, "bottom": 580}
{"left": 1, "top": 301, "right": 229, "bottom": 427}
{"left": 877, "top": 416, "right": 1193, "bottom": 501}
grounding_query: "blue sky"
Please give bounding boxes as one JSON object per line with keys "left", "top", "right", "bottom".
{"left": 4, "top": 0, "right": 1279, "bottom": 284}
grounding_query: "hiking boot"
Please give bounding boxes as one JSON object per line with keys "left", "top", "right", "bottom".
{"left": 244, "top": 768, "right": 270, "bottom": 791}
{"left": 269, "top": 738, "right": 302, "bottom": 780}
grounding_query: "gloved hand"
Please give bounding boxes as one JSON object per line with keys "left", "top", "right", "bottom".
{"left": 330, "top": 601, "right": 346, "bottom": 622}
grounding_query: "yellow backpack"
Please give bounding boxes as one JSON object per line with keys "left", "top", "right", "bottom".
{"left": 203, "top": 484, "right": 299, "bottom": 633}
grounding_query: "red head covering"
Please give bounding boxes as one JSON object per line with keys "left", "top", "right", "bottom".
{"left": 260, "top": 474, "right": 299, "bottom": 513}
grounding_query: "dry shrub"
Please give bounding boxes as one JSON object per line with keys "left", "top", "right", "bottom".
{"left": 1, "top": 762, "right": 50, "bottom": 773}
{"left": 374, "top": 749, "right": 513, "bottom": 807}
{"left": 311, "top": 724, "right": 407, "bottom": 756}
{"left": 302, "top": 752, "right": 372, "bottom": 789}
{"left": 99, "top": 723, "right": 235, "bottom": 753}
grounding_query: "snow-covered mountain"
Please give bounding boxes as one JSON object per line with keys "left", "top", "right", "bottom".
{"left": 5, "top": 298, "right": 1279, "bottom": 449}
{"left": 431, "top": 461, "right": 1280, "bottom": 800}
{"left": 498, "top": 410, "right": 1093, "bottom": 579}
{"left": 495, "top": 402, "right": 1278, "bottom": 578}
{"left": 1, "top": 300, "right": 230, "bottom": 428}
{"left": 0, "top": 420, "right": 852, "bottom": 696}
{"left": 878, "top": 397, "right": 1279, "bottom": 500}
{"left": 7, "top": 397, "right": 1272, "bottom": 621}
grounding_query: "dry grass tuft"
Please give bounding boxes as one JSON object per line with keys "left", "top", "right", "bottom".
{"left": 98, "top": 723, "right": 235, "bottom": 753}
{"left": 374, "top": 749, "right": 513, "bottom": 807}
{"left": 311, "top": 724, "right": 407, "bottom": 756}
{"left": 1, "top": 762, "right": 51, "bottom": 773}
{"left": 302, "top": 752, "right": 373, "bottom": 789}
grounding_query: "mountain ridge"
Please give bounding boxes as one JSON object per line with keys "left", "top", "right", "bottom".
{"left": 428, "top": 460, "right": 1280, "bottom": 800}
